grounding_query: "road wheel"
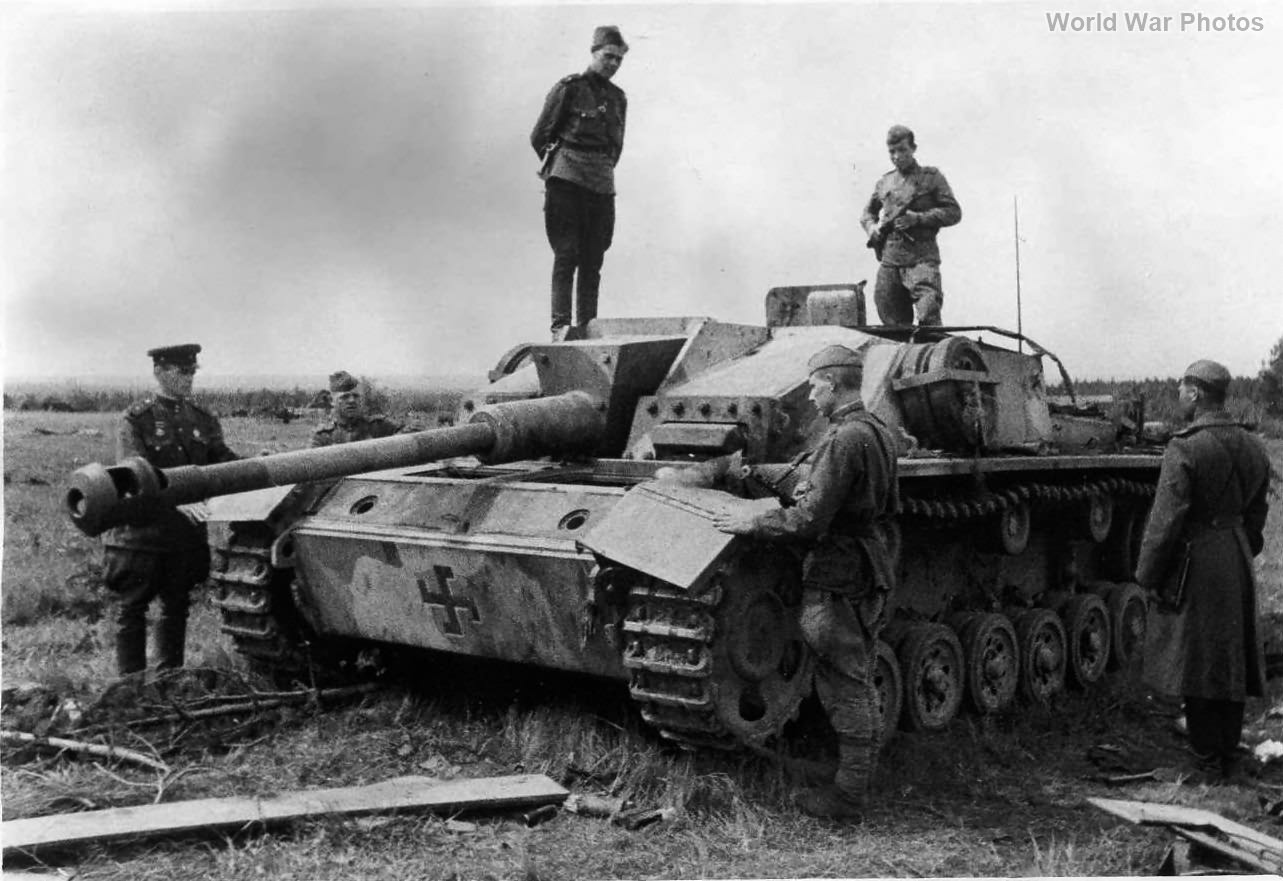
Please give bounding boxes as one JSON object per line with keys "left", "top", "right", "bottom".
{"left": 953, "top": 612, "right": 1020, "bottom": 714}
{"left": 1014, "top": 608, "right": 1066, "bottom": 703}
{"left": 872, "top": 639, "right": 903, "bottom": 747}
{"left": 896, "top": 623, "right": 964, "bottom": 732}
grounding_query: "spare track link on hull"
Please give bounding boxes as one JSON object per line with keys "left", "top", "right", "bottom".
{"left": 209, "top": 532, "right": 305, "bottom": 677}
{"left": 901, "top": 476, "right": 1155, "bottom": 521}
{"left": 622, "top": 582, "right": 736, "bottom": 750}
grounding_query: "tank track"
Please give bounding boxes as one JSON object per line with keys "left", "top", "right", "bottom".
{"left": 621, "top": 475, "right": 1156, "bottom": 753}
{"left": 209, "top": 530, "right": 310, "bottom": 681}
{"left": 901, "top": 476, "right": 1154, "bottom": 520}
{"left": 622, "top": 581, "right": 736, "bottom": 751}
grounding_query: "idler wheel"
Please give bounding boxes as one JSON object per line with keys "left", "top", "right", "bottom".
{"left": 872, "top": 639, "right": 903, "bottom": 747}
{"left": 1058, "top": 593, "right": 1112, "bottom": 687}
{"left": 1099, "top": 582, "right": 1148, "bottom": 670}
{"left": 895, "top": 623, "right": 964, "bottom": 732}
{"left": 1014, "top": 608, "right": 1066, "bottom": 703}
{"left": 951, "top": 612, "right": 1020, "bottom": 714}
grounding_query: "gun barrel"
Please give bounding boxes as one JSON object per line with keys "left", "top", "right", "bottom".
{"left": 65, "top": 391, "right": 603, "bottom": 537}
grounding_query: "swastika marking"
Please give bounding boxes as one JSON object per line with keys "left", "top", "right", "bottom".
{"left": 416, "top": 565, "right": 480, "bottom": 636}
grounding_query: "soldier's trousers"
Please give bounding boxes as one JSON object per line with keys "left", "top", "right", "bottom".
{"left": 103, "top": 547, "right": 208, "bottom": 675}
{"left": 874, "top": 262, "right": 944, "bottom": 326}
{"left": 544, "top": 177, "right": 615, "bottom": 330}
{"left": 798, "top": 587, "right": 886, "bottom": 800}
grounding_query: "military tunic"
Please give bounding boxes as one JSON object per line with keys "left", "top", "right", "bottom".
{"left": 860, "top": 164, "right": 961, "bottom": 326}
{"left": 103, "top": 394, "right": 238, "bottom": 674}
{"left": 310, "top": 414, "right": 405, "bottom": 448}
{"left": 746, "top": 400, "right": 900, "bottom": 799}
{"left": 530, "top": 71, "right": 627, "bottom": 331}
{"left": 1137, "top": 412, "right": 1270, "bottom": 702}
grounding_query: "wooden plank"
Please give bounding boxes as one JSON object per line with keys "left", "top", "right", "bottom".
{"left": 2, "top": 774, "right": 566, "bottom": 855}
{"left": 1087, "top": 797, "right": 1283, "bottom": 853}
{"left": 1174, "top": 827, "right": 1283, "bottom": 876}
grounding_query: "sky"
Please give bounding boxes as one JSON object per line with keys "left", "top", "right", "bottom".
{"left": 3, "top": 0, "right": 1281, "bottom": 387}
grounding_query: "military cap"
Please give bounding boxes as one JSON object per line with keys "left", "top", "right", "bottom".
{"left": 329, "top": 370, "right": 359, "bottom": 394}
{"left": 807, "top": 344, "right": 864, "bottom": 374}
{"left": 147, "top": 343, "right": 201, "bottom": 366}
{"left": 591, "top": 25, "right": 628, "bottom": 52}
{"left": 1182, "top": 359, "right": 1231, "bottom": 391}
{"left": 886, "top": 124, "right": 915, "bottom": 146}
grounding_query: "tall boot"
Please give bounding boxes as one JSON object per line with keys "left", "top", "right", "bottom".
{"left": 116, "top": 606, "right": 148, "bottom": 675}
{"left": 116, "top": 625, "right": 147, "bottom": 675}
{"left": 157, "top": 613, "right": 187, "bottom": 670}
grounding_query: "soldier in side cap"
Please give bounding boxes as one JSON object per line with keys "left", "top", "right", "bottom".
{"left": 713, "top": 344, "right": 900, "bottom": 820}
{"left": 530, "top": 25, "right": 629, "bottom": 341}
{"left": 311, "top": 370, "right": 407, "bottom": 447}
{"left": 1135, "top": 359, "right": 1270, "bottom": 781}
{"left": 101, "top": 344, "right": 240, "bottom": 676}
{"left": 860, "top": 125, "right": 962, "bottom": 326}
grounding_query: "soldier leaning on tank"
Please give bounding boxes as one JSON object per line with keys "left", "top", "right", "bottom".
{"left": 1135, "top": 359, "right": 1271, "bottom": 782}
{"left": 530, "top": 25, "right": 628, "bottom": 342}
{"left": 712, "top": 344, "right": 900, "bottom": 821}
{"left": 860, "top": 125, "right": 962, "bottom": 327}
{"left": 101, "top": 344, "right": 240, "bottom": 676}
{"left": 310, "top": 371, "right": 406, "bottom": 448}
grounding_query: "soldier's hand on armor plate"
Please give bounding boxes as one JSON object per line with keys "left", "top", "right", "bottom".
{"left": 712, "top": 503, "right": 758, "bottom": 535}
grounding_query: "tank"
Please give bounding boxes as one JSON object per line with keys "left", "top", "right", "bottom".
{"left": 66, "top": 283, "right": 1162, "bottom": 751}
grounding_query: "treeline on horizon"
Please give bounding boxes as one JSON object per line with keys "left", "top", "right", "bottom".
{"left": 2, "top": 382, "right": 465, "bottom": 422}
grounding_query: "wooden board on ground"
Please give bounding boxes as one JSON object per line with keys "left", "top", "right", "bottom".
{"left": 1088, "top": 796, "right": 1283, "bottom": 875}
{"left": 3, "top": 773, "right": 567, "bottom": 855}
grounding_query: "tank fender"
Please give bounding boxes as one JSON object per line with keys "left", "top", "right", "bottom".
{"left": 579, "top": 482, "right": 769, "bottom": 592}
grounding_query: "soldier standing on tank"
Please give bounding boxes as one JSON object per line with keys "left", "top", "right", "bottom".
{"left": 310, "top": 371, "right": 406, "bottom": 447}
{"left": 860, "top": 125, "right": 961, "bottom": 327}
{"left": 713, "top": 344, "right": 900, "bottom": 820}
{"left": 530, "top": 25, "right": 628, "bottom": 341}
{"left": 102, "top": 344, "right": 240, "bottom": 676}
{"left": 1135, "top": 359, "right": 1271, "bottom": 781}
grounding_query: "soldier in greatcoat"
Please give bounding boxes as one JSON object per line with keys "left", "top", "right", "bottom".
{"left": 713, "top": 344, "right": 900, "bottom": 820}
{"left": 102, "top": 344, "right": 240, "bottom": 675}
{"left": 1135, "top": 359, "right": 1271, "bottom": 779}
{"left": 310, "top": 371, "right": 406, "bottom": 447}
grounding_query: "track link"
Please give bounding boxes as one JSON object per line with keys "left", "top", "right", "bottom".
{"left": 621, "top": 581, "right": 740, "bottom": 750}
{"left": 209, "top": 530, "right": 307, "bottom": 677}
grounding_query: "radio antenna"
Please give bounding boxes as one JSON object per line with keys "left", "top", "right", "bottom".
{"left": 1013, "top": 195, "right": 1023, "bottom": 353}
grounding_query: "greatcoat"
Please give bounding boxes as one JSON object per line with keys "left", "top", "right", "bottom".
{"left": 1135, "top": 412, "right": 1270, "bottom": 700}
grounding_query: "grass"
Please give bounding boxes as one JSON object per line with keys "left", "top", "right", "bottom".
{"left": 3, "top": 409, "right": 1282, "bottom": 879}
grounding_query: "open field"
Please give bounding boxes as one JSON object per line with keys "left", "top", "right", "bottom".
{"left": 3, "top": 409, "right": 1281, "bottom": 879}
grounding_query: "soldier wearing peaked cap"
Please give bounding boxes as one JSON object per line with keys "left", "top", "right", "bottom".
{"left": 714, "top": 344, "right": 900, "bottom": 820}
{"left": 311, "top": 370, "right": 408, "bottom": 448}
{"left": 1136, "top": 358, "right": 1270, "bottom": 781}
{"left": 860, "top": 125, "right": 962, "bottom": 327}
{"left": 531, "top": 25, "right": 629, "bottom": 340}
{"left": 102, "top": 343, "right": 240, "bottom": 676}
